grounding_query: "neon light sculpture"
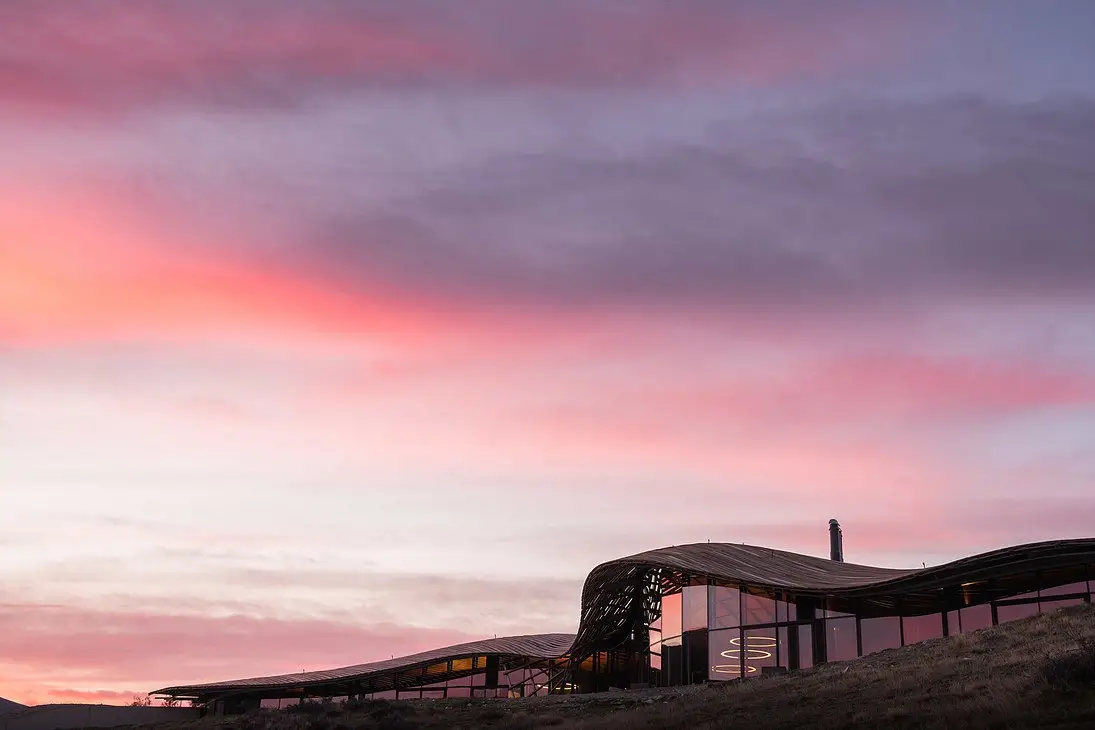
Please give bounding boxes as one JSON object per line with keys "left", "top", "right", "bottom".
{"left": 711, "top": 634, "right": 778, "bottom": 675}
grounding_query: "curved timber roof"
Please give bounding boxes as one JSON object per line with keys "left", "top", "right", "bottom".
{"left": 154, "top": 537, "right": 1095, "bottom": 699}
{"left": 153, "top": 633, "right": 574, "bottom": 700}
{"left": 569, "top": 538, "right": 1095, "bottom": 656}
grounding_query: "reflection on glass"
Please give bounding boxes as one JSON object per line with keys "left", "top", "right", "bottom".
{"left": 651, "top": 652, "right": 662, "bottom": 670}
{"left": 708, "top": 628, "right": 742, "bottom": 680}
{"left": 860, "top": 616, "right": 901, "bottom": 656}
{"left": 1040, "top": 597, "right": 1085, "bottom": 613}
{"left": 1040, "top": 581, "right": 1088, "bottom": 598}
{"left": 902, "top": 613, "right": 943, "bottom": 645}
{"left": 742, "top": 590, "right": 776, "bottom": 625}
{"left": 960, "top": 604, "right": 993, "bottom": 633}
{"left": 709, "top": 586, "right": 741, "bottom": 629}
{"left": 663, "top": 643, "right": 684, "bottom": 685}
{"left": 946, "top": 610, "right": 961, "bottom": 636}
{"left": 996, "top": 602, "right": 1039, "bottom": 624}
{"left": 683, "top": 585, "right": 708, "bottom": 632}
{"left": 684, "top": 629, "right": 709, "bottom": 684}
{"left": 798, "top": 624, "right": 814, "bottom": 669}
{"left": 776, "top": 599, "right": 797, "bottom": 623}
{"left": 826, "top": 617, "right": 857, "bottom": 661}
{"left": 649, "top": 628, "right": 662, "bottom": 653}
{"left": 661, "top": 592, "right": 683, "bottom": 639}
{"left": 777, "top": 626, "right": 790, "bottom": 669}
{"left": 741, "top": 628, "right": 778, "bottom": 678}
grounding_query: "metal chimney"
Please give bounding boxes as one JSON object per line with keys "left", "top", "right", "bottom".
{"left": 829, "top": 519, "right": 844, "bottom": 562}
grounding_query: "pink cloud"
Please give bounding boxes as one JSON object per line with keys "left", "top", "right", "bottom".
{"left": 0, "top": 190, "right": 435, "bottom": 348}
{"left": 0, "top": 603, "right": 475, "bottom": 706}
{"left": 0, "top": 2, "right": 931, "bottom": 116}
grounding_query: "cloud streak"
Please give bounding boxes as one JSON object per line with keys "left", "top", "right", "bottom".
{"left": 0, "top": 603, "right": 476, "bottom": 706}
{"left": 0, "top": 1, "right": 924, "bottom": 116}
{"left": 298, "top": 98, "right": 1095, "bottom": 313}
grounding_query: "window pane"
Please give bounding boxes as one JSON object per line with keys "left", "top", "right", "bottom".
{"left": 742, "top": 590, "right": 776, "bottom": 626}
{"left": 683, "top": 585, "right": 708, "bottom": 632}
{"left": 826, "top": 617, "right": 858, "bottom": 662}
{"left": 997, "top": 601, "right": 1040, "bottom": 624}
{"left": 777, "top": 626, "right": 790, "bottom": 669}
{"left": 742, "top": 628, "right": 778, "bottom": 678}
{"left": 1040, "top": 597, "right": 1085, "bottom": 614}
{"left": 709, "top": 586, "right": 741, "bottom": 629}
{"left": 661, "top": 592, "right": 683, "bottom": 638}
{"left": 960, "top": 604, "right": 993, "bottom": 633}
{"left": 1040, "top": 581, "right": 1088, "bottom": 598}
{"left": 902, "top": 614, "right": 943, "bottom": 645}
{"left": 662, "top": 642, "right": 684, "bottom": 685}
{"left": 708, "top": 628, "right": 741, "bottom": 680}
{"left": 861, "top": 616, "right": 901, "bottom": 655}
{"left": 776, "top": 599, "right": 797, "bottom": 623}
{"left": 684, "top": 629, "right": 709, "bottom": 685}
{"left": 946, "top": 610, "right": 961, "bottom": 635}
{"left": 797, "top": 624, "right": 814, "bottom": 669}
{"left": 649, "top": 628, "right": 662, "bottom": 654}
{"left": 651, "top": 652, "right": 662, "bottom": 670}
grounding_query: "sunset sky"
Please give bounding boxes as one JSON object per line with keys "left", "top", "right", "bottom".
{"left": 2, "top": 0, "right": 1095, "bottom": 706}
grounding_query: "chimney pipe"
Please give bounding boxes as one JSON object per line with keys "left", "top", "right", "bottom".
{"left": 829, "top": 519, "right": 844, "bottom": 562}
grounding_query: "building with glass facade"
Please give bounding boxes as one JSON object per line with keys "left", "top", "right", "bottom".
{"left": 154, "top": 527, "right": 1095, "bottom": 709}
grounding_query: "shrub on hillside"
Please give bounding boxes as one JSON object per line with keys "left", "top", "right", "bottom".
{"left": 1044, "top": 635, "right": 1095, "bottom": 688}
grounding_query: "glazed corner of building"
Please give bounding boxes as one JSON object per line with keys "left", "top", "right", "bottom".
{"left": 624, "top": 521, "right": 1094, "bottom": 689}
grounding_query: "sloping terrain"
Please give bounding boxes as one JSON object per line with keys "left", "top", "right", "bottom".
{"left": 131, "top": 604, "right": 1095, "bottom": 729}
{"left": 0, "top": 696, "right": 27, "bottom": 716}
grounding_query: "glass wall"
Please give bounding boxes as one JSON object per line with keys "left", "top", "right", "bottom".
{"left": 958, "top": 604, "right": 993, "bottom": 633}
{"left": 647, "top": 567, "right": 1092, "bottom": 688}
{"left": 661, "top": 592, "right": 683, "bottom": 641}
{"left": 825, "top": 616, "right": 858, "bottom": 662}
{"left": 709, "top": 586, "right": 740, "bottom": 629}
{"left": 742, "top": 590, "right": 777, "bottom": 626}
{"left": 708, "top": 628, "right": 741, "bottom": 677}
{"left": 902, "top": 614, "right": 943, "bottom": 645}
{"left": 797, "top": 625, "right": 814, "bottom": 669}
{"left": 743, "top": 628, "right": 778, "bottom": 676}
{"left": 996, "top": 602, "right": 1039, "bottom": 624}
{"left": 860, "top": 616, "right": 901, "bottom": 656}
{"left": 683, "top": 586, "right": 708, "bottom": 632}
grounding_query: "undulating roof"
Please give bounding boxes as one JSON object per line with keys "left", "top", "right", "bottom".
{"left": 569, "top": 538, "right": 1095, "bottom": 656}
{"left": 154, "top": 537, "right": 1095, "bottom": 699}
{"left": 152, "top": 633, "right": 574, "bottom": 699}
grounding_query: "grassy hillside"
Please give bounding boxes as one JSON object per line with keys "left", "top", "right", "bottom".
{"left": 138, "top": 604, "right": 1095, "bottom": 729}
{"left": 0, "top": 696, "right": 27, "bottom": 715}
